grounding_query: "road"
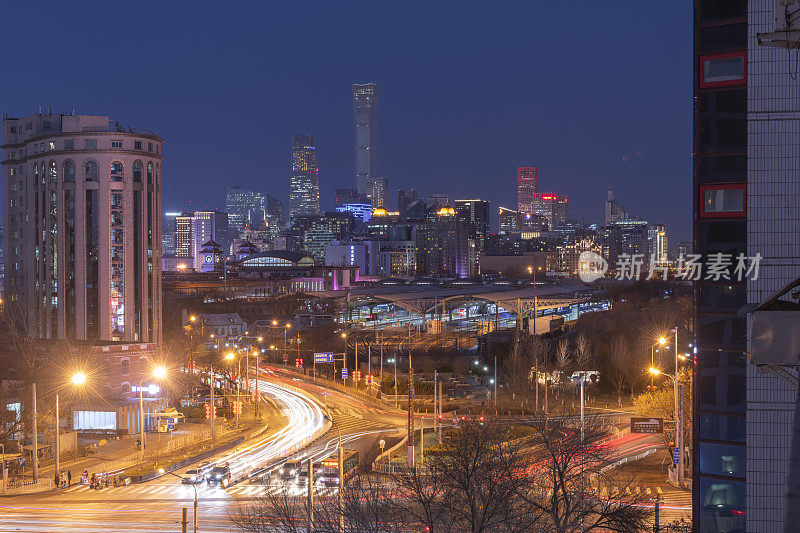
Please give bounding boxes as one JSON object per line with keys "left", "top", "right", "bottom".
{"left": 0, "top": 378, "right": 328, "bottom": 532}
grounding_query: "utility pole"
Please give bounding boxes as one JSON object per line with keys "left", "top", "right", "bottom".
{"left": 32, "top": 383, "right": 38, "bottom": 483}
{"left": 210, "top": 363, "right": 216, "bottom": 441}
{"left": 181, "top": 507, "right": 188, "bottom": 533}
{"left": 653, "top": 496, "right": 660, "bottom": 532}
{"left": 438, "top": 381, "right": 443, "bottom": 443}
{"left": 407, "top": 367, "right": 415, "bottom": 468}
{"left": 55, "top": 392, "right": 60, "bottom": 481}
{"left": 674, "top": 327, "right": 684, "bottom": 489}
{"left": 433, "top": 370, "right": 437, "bottom": 437}
{"left": 307, "top": 457, "right": 314, "bottom": 532}
{"left": 338, "top": 446, "right": 344, "bottom": 533}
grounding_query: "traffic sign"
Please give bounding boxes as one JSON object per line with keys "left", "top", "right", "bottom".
{"left": 672, "top": 447, "right": 680, "bottom": 465}
{"left": 167, "top": 424, "right": 175, "bottom": 431}
{"left": 342, "top": 368, "right": 348, "bottom": 379}
{"left": 630, "top": 417, "right": 664, "bottom": 434}
{"left": 314, "top": 352, "right": 334, "bottom": 363}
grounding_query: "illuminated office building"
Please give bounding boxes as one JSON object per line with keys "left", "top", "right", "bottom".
{"left": 289, "top": 134, "right": 320, "bottom": 217}
{"left": 353, "top": 83, "right": 379, "bottom": 195}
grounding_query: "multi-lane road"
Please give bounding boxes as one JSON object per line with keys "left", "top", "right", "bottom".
{"left": 0, "top": 367, "right": 685, "bottom": 531}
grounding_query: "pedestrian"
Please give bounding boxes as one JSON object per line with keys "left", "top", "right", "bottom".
{"left": 67, "top": 470, "right": 72, "bottom": 486}
{"left": 54, "top": 471, "right": 59, "bottom": 488}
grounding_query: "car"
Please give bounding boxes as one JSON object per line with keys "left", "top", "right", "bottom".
{"left": 206, "top": 465, "right": 231, "bottom": 487}
{"left": 181, "top": 469, "right": 204, "bottom": 484}
{"left": 280, "top": 460, "right": 302, "bottom": 481}
{"left": 197, "top": 462, "right": 212, "bottom": 475}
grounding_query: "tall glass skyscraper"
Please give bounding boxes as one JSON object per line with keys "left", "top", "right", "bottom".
{"left": 225, "top": 186, "right": 285, "bottom": 240}
{"left": 353, "top": 83, "right": 379, "bottom": 195}
{"left": 289, "top": 134, "right": 320, "bottom": 218}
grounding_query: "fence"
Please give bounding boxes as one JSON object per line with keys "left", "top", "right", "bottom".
{"left": 3, "top": 478, "right": 53, "bottom": 495}
{"left": 371, "top": 434, "right": 409, "bottom": 472}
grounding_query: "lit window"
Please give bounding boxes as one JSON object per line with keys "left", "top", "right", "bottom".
{"left": 84, "top": 139, "right": 97, "bottom": 149}
{"left": 49, "top": 141, "right": 55, "bottom": 150}
{"left": 110, "top": 161, "right": 124, "bottom": 182}
{"left": 702, "top": 187, "right": 745, "bottom": 215}
{"left": 147, "top": 162, "right": 153, "bottom": 183}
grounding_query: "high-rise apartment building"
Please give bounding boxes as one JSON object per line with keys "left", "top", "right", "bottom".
{"left": 1, "top": 113, "right": 162, "bottom": 343}
{"left": 175, "top": 212, "right": 194, "bottom": 258}
{"left": 517, "top": 166, "right": 538, "bottom": 213}
{"left": 353, "top": 83, "right": 379, "bottom": 195}
{"left": 289, "top": 134, "right": 320, "bottom": 217}
{"left": 693, "top": 2, "right": 747, "bottom": 529}
{"left": 366, "top": 176, "right": 388, "bottom": 208}
{"left": 415, "top": 207, "right": 475, "bottom": 278}
{"left": 398, "top": 189, "right": 419, "bottom": 214}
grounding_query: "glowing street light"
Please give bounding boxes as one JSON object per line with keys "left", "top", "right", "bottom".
{"left": 139, "top": 366, "right": 167, "bottom": 457}
{"left": 658, "top": 337, "right": 666, "bottom": 346}
{"left": 225, "top": 352, "right": 235, "bottom": 361}
{"left": 71, "top": 372, "right": 87, "bottom": 386}
{"left": 55, "top": 371, "right": 88, "bottom": 477}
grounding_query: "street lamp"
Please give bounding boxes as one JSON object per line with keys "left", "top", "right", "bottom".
{"left": 139, "top": 366, "right": 167, "bottom": 457}
{"left": 54, "top": 371, "right": 88, "bottom": 483}
{"left": 648, "top": 366, "right": 684, "bottom": 488}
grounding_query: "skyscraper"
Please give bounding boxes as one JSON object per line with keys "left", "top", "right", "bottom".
{"left": 191, "top": 211, "right": 230, "bottom": 268}
{"left": 289, "top": 134, "right": 320, "bottom": 218}
{"left": 517, "top": 167, "right": 538, "bottom": 213}
{"left": 398, "top": 189, "right": 419, "bottom": 214}
{"left": 693, "top": 1, "right": 747, "bottom": 529}
{"left": 353, "top": 83, "right": 379, "bottom": 195}
{"left": 225, "top": 186, "right": 285, "bottom": 241}
{"left": 604, "top": 187, "right": 628, "bottom": 225}
{"left": 1, "top": 112, "right": 162, "bottom": 343}
{"left": 366, "top": 176, "right": 388, "bottom": 208}
{"left": 647, "top": 224, "right": 667, "bottom": 261}
{"left": 529, "top": 193, "right": 568, "bottom": 230}
{"left": 455, "top": 199, "right": 490, "bottom": 259}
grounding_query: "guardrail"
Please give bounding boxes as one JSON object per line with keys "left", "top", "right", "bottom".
{"left": 599, "top": 447, "right": 659, "bottom": 474}
{"left": 371, "top": 434, "right": 408, "bottom": 472}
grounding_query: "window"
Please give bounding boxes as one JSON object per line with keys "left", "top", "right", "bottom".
{"left": 134, "top": 140, "right": 142, "bottom": 150}
{"left": 48, "top": 141, "right": 56, "bottom": 151}
{"left": 8, "top": 151, "right": 14, "bottom": 160}
{"left": 148, "top": 142, "right": 153, "bottom": 152}
{"left": 699, "top": 23, "right": 746, "bottom": 54}
{"left": 701, "top": 185, "right": 746, "bottom": 217}
{"left": 699, "top": 155, "right": 746, "bottom": 184}
{"left": 111, "top": 140, "right": 123, "bottom": 149}
{"left": 25, "top": 122, "right": 32, "bottom": 131}
{"left": 133, "top": 160, "right": 142, "bottom": 182}
{"left": 33, "top": 144, "right": 38, "bottom": 154}
{"left": 65, "top": 139, "right": 74, "bottom": 150}
{"left": 110, "top": 161, "right": 124, "bottom": 182}
{"left": 64, "top": 160, "right": 75, "bottom": 182}
{"left": 700, "top": 52, "right": 746, "bottom": 88}
{"left": 9, "top": 126, "right": 15, "bottom": 133}
{"left": 120, "top": 359, "right": 129, "bottom": 376}
{"left": 84, "top": 139, "right": 97, "bottom": 149}
{"left": 147, "top": 162, "right": 153, "bottom": 183}
{"left": 84, "top": 160, "right": 99, "bottom": 182}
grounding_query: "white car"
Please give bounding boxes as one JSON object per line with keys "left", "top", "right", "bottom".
{"left": 181, "top": 469, "right": 204, "bottom": 484}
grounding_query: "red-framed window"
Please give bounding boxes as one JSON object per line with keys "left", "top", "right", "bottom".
{"left": 700, "top": 184, "right": 746, "bottom": 218}
{"left": 699, "top": 51, "right": 747, "bottom": 88}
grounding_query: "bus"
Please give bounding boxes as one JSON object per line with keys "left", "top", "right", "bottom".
{"left": 319, "top": 449, "right": 359, "bottom": 487}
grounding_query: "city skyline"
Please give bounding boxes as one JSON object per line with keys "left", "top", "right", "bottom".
{"left": 0, "top": 2, "right": 691, "bottom": 242}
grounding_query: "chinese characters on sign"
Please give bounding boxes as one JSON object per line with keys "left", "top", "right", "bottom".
{"left": 613, "top": 253, "right": 762, "bottom": 281}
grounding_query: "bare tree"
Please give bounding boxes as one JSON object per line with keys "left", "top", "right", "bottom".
{"left": 574, "top": 332, "right": 592, "bottom": 370}
{"left": 606, "top": 335, "right": 628, "bottom": 405}
{"left": 521, "top": 417, "right": 652, "bottom": 532}
{"left": 503, "top": 332, "right": 531, "bottom": 405}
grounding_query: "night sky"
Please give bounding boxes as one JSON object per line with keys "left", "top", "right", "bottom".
{"left": 1, "top": 2, "right": 691, "bottom": 243}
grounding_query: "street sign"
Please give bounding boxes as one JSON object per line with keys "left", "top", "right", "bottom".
{"left": 630, "top": 417, "right": 664, "bottom": 434}
{"left": 672, "top": 446, "right": 680, "bottom": 465}
{"left": 167, "top": 424, "right": 175, "bottom": 431}
{"left": 314, "top": 352, "right": 334, "bottom": 363}
{"left": 342, "top": 368, "right": 349, "bottom": 379}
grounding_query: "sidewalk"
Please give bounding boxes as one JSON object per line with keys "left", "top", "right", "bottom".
{"left": 2, "top": 421, "right": 220, "bottom": 496}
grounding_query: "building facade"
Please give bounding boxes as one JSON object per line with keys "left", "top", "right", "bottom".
{"left": 225, "top": 186, "right": 285, "bottom": 241}
{"left": 517, "top": 166, "right": 538, "bottom": 213}
{"left": 366, "top": 176, "right": 388, "bottom": 208}
{"left": 353, "top": 83, "right": 379, "bottom": 195}
{"left": 289, "top": 134, "right": 320, "bottom": 217}
{"left": 648, "top": 224, "right": 668, "bottom": 261}
{"left": 1, "top": 113, "right": 162, "bottom": 343}
{"left": 693, "top": 1, "right": 747, "bottom": 530}
{"left": 529, "top": 193, "right": 568, "bottom": 231}
{"left": 455, "top": 199, "right": 490, "bottom": 262}
{"left": 398, "top": 189, "right": 419, "bottom": 214}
